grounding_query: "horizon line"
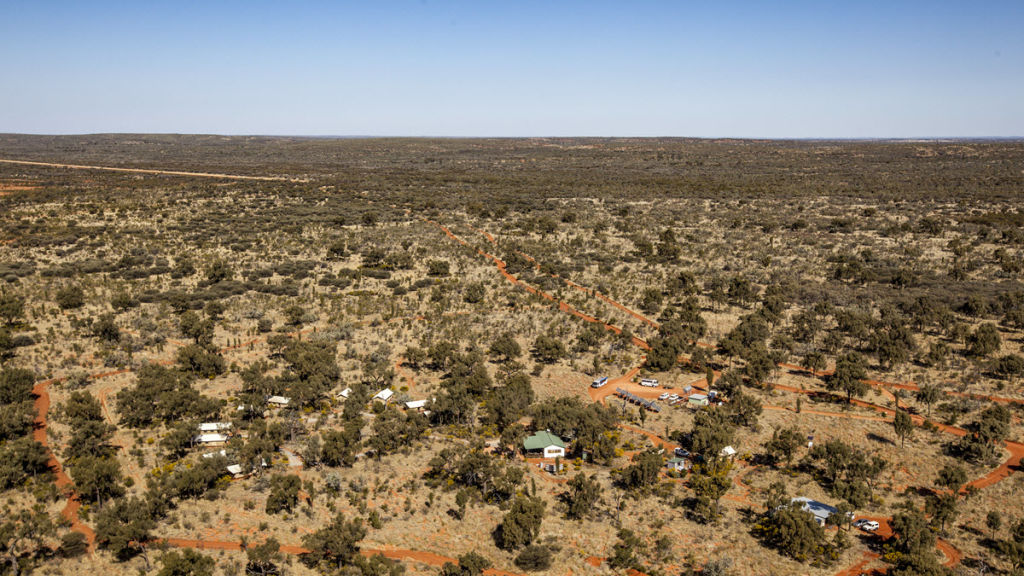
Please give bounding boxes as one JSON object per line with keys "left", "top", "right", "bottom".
{"left": 3, "top": 132, "right": 1023, "bottom": 142}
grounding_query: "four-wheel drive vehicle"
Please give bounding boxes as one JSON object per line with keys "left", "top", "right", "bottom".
{"left": 853, "top": 519, "right": 880, "bottom": 531}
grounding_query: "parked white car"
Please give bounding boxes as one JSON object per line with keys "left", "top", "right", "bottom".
{"left": 658, "top": 393, "right": 670, "bottom": 401}
{"left": 853, "top": 519, "right": 880, "bottom": 531}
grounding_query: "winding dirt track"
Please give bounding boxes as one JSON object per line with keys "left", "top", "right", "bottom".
{"left": 467, "top": 224, "right": 660, "bottom": 330}
{"left": 31, "top": 378, "right": 97, "bottom": 548}
{"left": 0, "top": 158, "right": 305, "bottom": 182}
{"left": 426, "top": 219, "right": 650, "bottom": 351}
{"left": 618, "top": 423, "right": 674, "bottom": 450}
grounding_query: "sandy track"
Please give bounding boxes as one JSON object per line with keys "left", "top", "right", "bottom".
{"left": 0, "top": 158, "right": 306, "bottom": 182}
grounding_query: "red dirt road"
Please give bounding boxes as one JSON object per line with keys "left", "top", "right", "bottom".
{"left": 32, "top": 378, "right": 97, "bottom": 549}
{"left": 833, "top": 551, "right": 882, "bottom": 576}
{"left": 586, "top": 366, "right": 643, "bottom": 404}
{"left": 936, "top": 538, "right": 963, "bottom": 567}
{"left": 425, "top": 219, "right": 650, "bottom": 351}
{"left": 965, "top": 439, "right": 1024, "bottom": 491}
{"left": 618, "top": 423, "right": 675, "bottom": 451}
{"left": 466, "top": 225, "right": 661, "bottom": 330}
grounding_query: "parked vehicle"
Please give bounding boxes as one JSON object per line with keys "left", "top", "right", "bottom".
{"left": 853, "top": 519, "right": 880, "bottom": 531}
{"left": 591, "top": 376, "right": 609, "bottom": 388}
{"left": 640, "top": 378, "right": 659, "bottom": 387}
{"left": 658, "top": 392, "right": 670, "bottom": 401}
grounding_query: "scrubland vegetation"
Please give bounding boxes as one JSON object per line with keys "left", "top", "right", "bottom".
{"left": 1, "top": 135, "right": 1023, "bottom": 576}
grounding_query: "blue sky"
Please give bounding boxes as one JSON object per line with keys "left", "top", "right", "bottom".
{"left": 1, "top": 1, "right": 1022, "bottom": 137}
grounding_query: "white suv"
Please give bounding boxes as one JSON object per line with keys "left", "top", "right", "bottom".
{"left": 853, "top": 519, "right": 879, "bottom": 531}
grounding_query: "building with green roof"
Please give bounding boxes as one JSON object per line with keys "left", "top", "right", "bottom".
{"left": 523, "top": 430, "right": 566, "bottom": 458}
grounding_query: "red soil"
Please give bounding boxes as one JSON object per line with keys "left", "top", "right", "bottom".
{"left": 586, "top": 366, "right": 643, "bottom": 404}
{"left": 618, "top": 423, "right": 674, "bottom": 451}
{"left": 395, "top": 359, "right": 418, "bottom": 389}
{"left": 31, "top": 378, "right": 97, "bottom": 549}
{"left": 964, "top": 439, "right": 1024, "bottom": 491}
{"left": 833, "top": 551, "right": 882, "bottom": 576}
{"left": 936, "top": 538, "right": 962, "bottom": 567}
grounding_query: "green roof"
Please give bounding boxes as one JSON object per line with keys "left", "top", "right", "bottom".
{"left": 523, "top": 431, "right": 566, "bottom": 451}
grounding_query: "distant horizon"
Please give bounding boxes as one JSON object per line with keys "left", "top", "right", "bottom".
{"left": 2, "top": 1, "right": 1023, "bottom": 138}
{"left": 3, "top": 132, "right": 1023, "bottom": 142}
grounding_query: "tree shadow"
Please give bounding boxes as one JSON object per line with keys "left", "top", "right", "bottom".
{"left": 865, "top": 432, "right": 894, "bottom": 446}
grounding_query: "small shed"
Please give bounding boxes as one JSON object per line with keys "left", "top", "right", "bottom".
{"left": 198, "top": 422, "right": 232, "bottom": 432}
{"left": 373, "top": 388, "right": 394, "bottom": 402}
{"left": 666, "top": 457, "right": 692, "bottom": 472}
{"left": 688, "top": 394, "right": 709, "bottom": 408}
{"left": 523, "top": 431, "right": 567, "bottom": 459}
{"left": 226, "top": 464, "right": 245, "bottom": 478}
{"left": 404, "top": 399, "right": 428, "bottom": 411}
{"left": 720, "top": 445, "right": 737, "bottom": 459}
{"left": 339, "top": 387, "right": 352, "bottom": 399}
{"left": 267, "top": 395, "right": 291, "bottom": 407}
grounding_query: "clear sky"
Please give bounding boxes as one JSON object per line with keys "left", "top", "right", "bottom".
{"left": 1, "top": 1, "right": 1022, "bottom": 137}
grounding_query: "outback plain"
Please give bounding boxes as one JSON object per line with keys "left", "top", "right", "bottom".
{"left": 1, "top": 135, "right": 1023, "bottom": 576}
